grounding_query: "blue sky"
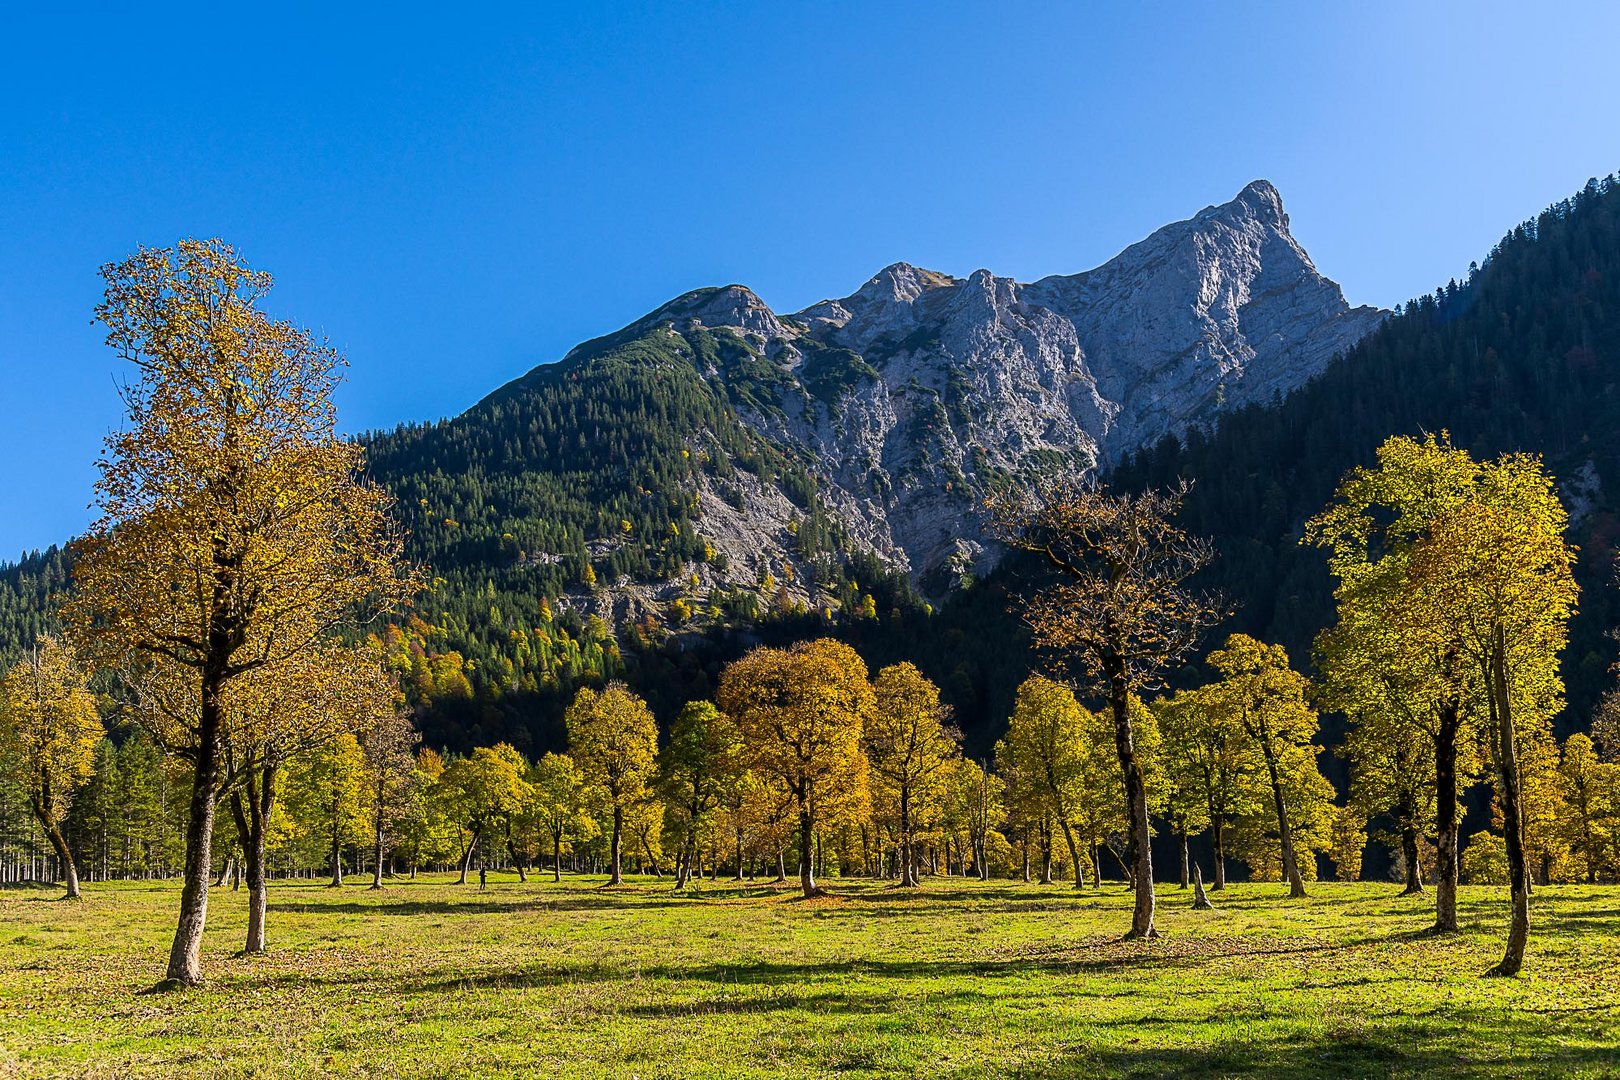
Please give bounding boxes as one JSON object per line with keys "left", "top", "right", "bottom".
{"left": 3, "top": 1, "right": 1618, "bottom": 556}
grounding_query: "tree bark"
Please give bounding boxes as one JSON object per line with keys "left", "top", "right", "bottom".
{"left": 552, "top": 832, "right": 563, "bottom": 882}
{"left": 370, "top": 780, "right": 386, "bottom": 890}
{"left": 29, "top": 790, "right": 79, "bottom": 900}
{"left": 798, "top": 806, "right": 817, "bottom": 897}
{"left": 1179, "top": 833, "right": 1189, "bottom": 889}
{"left": 164, "top": 665, "right": 225, "bottom": 988}
{"left": 1489, "top": 627, "right": 1530, "bottom": 976}
{"left": 1261, "top": 741, "right": 1307, "bottom": 898}
{"left": 1059, "top": 819, "right": 1085, "bottom": 888}
{"left": 457, "top": 825, "right": 480, "bottom": 885}
{"left": 609, "top": 805, "right": 624, "bottom": 885}
{"left": 1107, "top": 677, "right": 1157, "bottom": 938}
{"left": 899, "top": 788, "right": 917, "bottom": 887}
{"left": 1213, "top": 819, "right": 1227, "bottom": 890}
{"left": 1433, "top": 696, "right": 1461, "bottom": 932}
{"left": 1192, "top": 862, "right": 1213, "bottom": 910}
{"left": 241, "top": 764, "right": 275, "bottom": 954}
{"left": 328, "top": 792, "right": 344, "bottom": 888}
{"left": 1400, "top": 811, "right": 1424, "bottom": 895}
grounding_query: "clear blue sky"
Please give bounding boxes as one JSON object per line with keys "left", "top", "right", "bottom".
{"left": 3, "top": 1, "right": 1618, "bottom": 557}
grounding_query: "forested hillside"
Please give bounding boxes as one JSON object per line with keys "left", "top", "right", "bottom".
{"left": 1111, "top": 174, "right": 1620, "bottom": 734}
{"left": 6, "top": 176, "right": 1620, "bottom": 761}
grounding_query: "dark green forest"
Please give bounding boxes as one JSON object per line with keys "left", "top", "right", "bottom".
{"left": 5, "top": 175, "right": 1620, "bottom": 765}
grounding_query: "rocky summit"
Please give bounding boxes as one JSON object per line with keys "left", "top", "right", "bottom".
{"left": 361, "top": 181, "right": 1385, "bottom": 627}
{"left": 602, "top": 180, "right": 1380, "bottom": 592}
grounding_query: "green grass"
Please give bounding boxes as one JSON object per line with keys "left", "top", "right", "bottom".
{"left": 2, "top": 875, "right": 1619, "bottom": 1078}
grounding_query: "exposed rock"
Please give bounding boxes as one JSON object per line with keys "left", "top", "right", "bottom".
{"left": 547, "top": 181, "right": 1385, "bottom": 599}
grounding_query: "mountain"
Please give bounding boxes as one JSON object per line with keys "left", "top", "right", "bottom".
{"left": 1108, "top": 174, "right": 1620, "bottom": 737}
{"left": 364, "top": 180, "right": 1380, "bottom": 632}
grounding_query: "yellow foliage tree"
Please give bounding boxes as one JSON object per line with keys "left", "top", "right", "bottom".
{"left": 1204, "top": 635, "right": 1329, "bottom": 898}
{"left": 0, "top": 637, "right": 103, "bottom": 898}
{"left": 64, "top": 240, "right": 415, "bottom": 987}
{"left": 566, "top": 682, "right": 658, "bottom": 885}
{"left": 992, "top": 480, "right": 1221, "bottom": 938}
{"left": 868, "top": 663, "right": 960, "bottom": 886}
{"left": 719, "top": 638, "right": 872, "bottom": 897}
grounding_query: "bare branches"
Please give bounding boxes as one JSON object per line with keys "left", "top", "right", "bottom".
{"left": 988, "top": 477, "right": 1224, "bottom": 696}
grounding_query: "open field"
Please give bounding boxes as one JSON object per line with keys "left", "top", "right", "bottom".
{"left": 1, "top": 876, "right": 1619, "bottom": 1078}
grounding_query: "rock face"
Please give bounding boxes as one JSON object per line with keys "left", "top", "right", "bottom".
{"left": 553, "top": 181, "right": 1384, "bottom": 596}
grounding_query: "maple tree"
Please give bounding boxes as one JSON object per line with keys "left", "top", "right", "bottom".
{"left": 565, "top": 682, "right": 658, "bottom": 885}
{"left": 992, "top": 480, "right": 1221, "bottom": 937}
{"left": 64, "top": 240, "right": 414, "bottom": 986}
{"left": 718, "top": 638, "right": 872, "bottom": 897}
{"left": 0, "top": 637, "right": 103, "bottom": 899}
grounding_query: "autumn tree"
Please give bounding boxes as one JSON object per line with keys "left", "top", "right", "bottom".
{"left": 992, "top": 480, "right": 1221, "bottom": 937}
{"left": 0, "top": 637, "right": 103, "bottom": 899}
{"left": 439, "top": 744, "right": 530, "bottom": 886}
{"left": 1154, "top": 687, "right": 1253, "bottom": 889}
{"left": 565, "top": 682, "right": 658, "bottom": 885}
{"left": 943, "top": 758, "right": 1004, "bottom": 881}
{"left": 1412, "top": 481, "right": 1575, "bottom": 974}
{"left": 357, "top": 696, "right": 420, "bottom": 889}
{"left": 64, "top": 241, "right": 414, "bottom": 986}
{"left": 867, "top": 663, "right": 960, "bottom": 887}
{"left": 209, "top": 644, "right": 396, "bottom": 950}
{"left": 1558, "top": 733, "right": 1620, "bottom": 882}
{"left": 719, "top": 638, "right": 872, "bottom": 897}
{"left": 998, "top": 676, "right": 1097, "bottom": 887}
{"left": 1308, "top": 434, "right": 1487, "bottom": 930}
{"left": 526, "top": 752, "right": 594, "bottom": 881}
{"left": 1203, "top": 635, "right": 1326, "bottom": 898}
{"left": 657, "top": 701, "right": 744, "bottom": 889}
{"left": 395, "top": 748, "right": 456, "bottom": 876}
{"left": 283, "top": 732, "right": 368, "bottom": 887}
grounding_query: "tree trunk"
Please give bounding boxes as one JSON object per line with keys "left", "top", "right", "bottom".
{"left": 164, "top": 672, "right": 224, "bottom": 988}
{"left": 798, "top": 806, "right": 817, "bottom": 897}
{"left": 1038, "top": 822, "right": 1054, "bottom": 885}
{"left": 1192, "top": 862, "right": 1213, "bottom": 910}
{"left": 609, "top": 805, "right": 624, "bottom": 885}
{"left": 1434, "top": 696, "right": 1461, "bottom": 932}
{"left": 29, "top": 791, "right": 79, "bottom": 900}
{"left": 1179, "top": 833, "right": 1190, "bottom": 889}
{"left": 1059, "top": 819, "right": 1085, "bottom": 888}
{"left": 775, "top": 850, "right": 787, "bottom": 883}
{"left": 552, "top": 832, "right": 563, "bottom": 882}
{"left": 1490, "top": 627, "right": 1530, "bottom": 976}
{"left": 1400, "top": 812, "right": 1424, "bottom": 895}
{"left": 457, "top": 825, "right": 480, "bottom": 885}
{"left": 1108, "top": 679, "right": 1157, "bottom": 939}
{"left": 1262, "top": 743, "right": 1307, "bottom": 898}
{"left": 899, "top": 789, "right": 917, "bottom": 887}
{"left": 1213, "top": 819, "right": 1227, "bottom": 889}
{"left": 370, "top": 782, "right": 386, "bottom": 890}
{"left": 240, "top": 764, "right": 276, "bottom": 954}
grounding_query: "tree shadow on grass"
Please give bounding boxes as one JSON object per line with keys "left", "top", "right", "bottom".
{"left": 398, "top": 937, "right": 1360, "bottom": 996}
{"left": 1020, "top": 1019, "right": 1620, "bottom": 1079}
{"left": 265, "top": 894, "right": 707, "bottom": 918}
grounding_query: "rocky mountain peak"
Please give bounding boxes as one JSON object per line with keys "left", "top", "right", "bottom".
{"left": 1227, "top": 178, "right": 1287, "bottom": 226}
{"left": 534, "top": 181, "right": 1386, "bottom": 607}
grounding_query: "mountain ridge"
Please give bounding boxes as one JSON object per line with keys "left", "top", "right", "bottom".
{"left": 473, "top": 179, "right": 1383, "bottom": 598}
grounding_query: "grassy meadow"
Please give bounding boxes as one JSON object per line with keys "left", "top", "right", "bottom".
{"left": 1, "top": 874, "right": 1618, "bottom": 1078}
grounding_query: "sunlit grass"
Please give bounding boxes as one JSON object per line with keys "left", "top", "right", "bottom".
{"left": 1, "top": 874, "right": 1618, "bottom": 1077}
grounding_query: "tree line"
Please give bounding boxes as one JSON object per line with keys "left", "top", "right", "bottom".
{"left": 0, "top": 237, "right": 1603, "bottom": 991}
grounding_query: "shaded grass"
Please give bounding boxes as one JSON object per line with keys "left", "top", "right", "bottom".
{"left": 2, "top": 875, "right": 1620, "bottom": 1077}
